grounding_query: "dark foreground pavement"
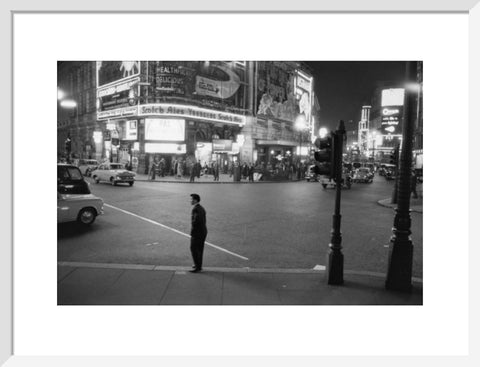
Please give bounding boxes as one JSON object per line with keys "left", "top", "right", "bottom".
{"left": 58, "top": 262, "right": 422, "bottom": 305}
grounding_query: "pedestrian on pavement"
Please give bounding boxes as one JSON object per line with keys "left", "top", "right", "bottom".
{"left": 241, "top": 162, "right": 248, "bottom": 180}
{"left": 149, "top": 156, "right": 159, "bottom": 180}
{"left": 189, "top": 193, "right": 207, "bottom": 273}
{"left": 411, "top": 169, "right": 418, "bottom": 199}
{"left": 248, "top": 163, "right": 255, "bottom": 182}
{"left": 212, "top": 161, "right": 220, "bottom": 181}
{"left": 190, "top": 160, "right": 196, "bottom": 182}
{"left": 159, "top": 158, "right": 166, "bottom": 177}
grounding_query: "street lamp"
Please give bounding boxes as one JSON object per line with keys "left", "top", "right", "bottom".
{"left": 319, "top": 127, "right": 328, "bottom": 139}
{"left": 58, "top": 94, "right": 78, "bottom": 162}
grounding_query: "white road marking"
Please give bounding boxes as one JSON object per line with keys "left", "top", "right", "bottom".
{"left": 313, "top": 265, "right": 326, "bottom": 271}
{"left": 105, "top": 203, "right": 249, "bottom": 261}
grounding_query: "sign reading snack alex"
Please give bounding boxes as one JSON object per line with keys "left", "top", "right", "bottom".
{"left": 138, "top": 104, "right": 246, "bottom": 125}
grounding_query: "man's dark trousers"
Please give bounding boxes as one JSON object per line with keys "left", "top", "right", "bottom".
{"left": 191, "top": 235, "right": 206, "bottom": 269}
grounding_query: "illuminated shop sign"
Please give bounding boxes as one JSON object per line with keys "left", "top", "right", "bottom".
{"left": 97, "top": 61, "right": 140, "bottom": 87}
{"left": 125, "top": 120, "right": 138, "bottom": 140}
{"left": 97, "top": 106, "right": 138, "bottom": 120}
{"left": 381, "top": 88, "right": 405, "bottom": 107}
{"left": 212, "top": 139, "right": 233, "bottom": 152}
{"left": 145, "top": 118, "right": 185, "bottom": 141}
{"left": 145, "top": 143, "right": 187, "bottom": 154}
{"left": 139, "top": 104, "right": 246, "bottom": 125}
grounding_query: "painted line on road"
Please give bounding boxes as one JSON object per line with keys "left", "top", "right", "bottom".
{"left": 104, "top": 203, "right": 249, "bottom": 261}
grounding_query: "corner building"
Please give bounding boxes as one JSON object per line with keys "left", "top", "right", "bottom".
{"left": 94, "top": 61, "right": 315, "bottom": 174}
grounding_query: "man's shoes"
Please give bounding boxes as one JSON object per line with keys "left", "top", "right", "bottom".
{"left": 189, "top": 268, "right": 202, "bottom": 273}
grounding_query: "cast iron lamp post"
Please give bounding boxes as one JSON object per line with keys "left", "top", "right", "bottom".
{"left": 385, "top": 61, "right": 419, "bottom": 292}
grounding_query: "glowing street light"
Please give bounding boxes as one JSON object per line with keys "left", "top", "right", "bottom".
{"left": 319, "top": 127, "right": 328, "bottom": 138}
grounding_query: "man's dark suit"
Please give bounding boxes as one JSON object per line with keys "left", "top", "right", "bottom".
{"left": 191, "top": 203, "right": 207, "bottom": 270}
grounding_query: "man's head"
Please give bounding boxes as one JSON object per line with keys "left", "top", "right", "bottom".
{"left": 190, "top": 193, "right": 200, "bottom": 205}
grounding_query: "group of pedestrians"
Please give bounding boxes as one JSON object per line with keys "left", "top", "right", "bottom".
{"left": 148, "top": 157, "right": 166, "bottom": 180}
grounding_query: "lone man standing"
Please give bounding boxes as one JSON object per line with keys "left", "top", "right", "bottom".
{"left": 189, "top": 193, "right": 207, "bottom": 273}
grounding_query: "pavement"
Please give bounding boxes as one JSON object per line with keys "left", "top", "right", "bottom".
{"left": 62, "top": 173, "right": 423, "bottom": 305}
{"left": 57, "top": 262, "right": 423, "bottom": 305}
{"left": 131, "top": 172, "right": 299, "bottom": 184}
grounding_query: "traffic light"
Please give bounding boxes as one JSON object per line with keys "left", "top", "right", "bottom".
{"left": 389, "top": 145, "right": 399, "bottom": 165}
{"left": 65, "top": 137, "right": 71, "bottom": 154}
{"left": 313, "top": 134, "right": 335, "bottom": 178}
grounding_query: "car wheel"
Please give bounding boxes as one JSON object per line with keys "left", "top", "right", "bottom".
{"left": 322, "top": 184, "right": 327, "bottom": 189}
{"left": 93, "top": 176, "right": 100, "bottom": 184}
{"left": 77, "top": 207, "right": 96, "bottom": 225}
{"left": 129, "top": 182, "right": 134, "bottom": 186}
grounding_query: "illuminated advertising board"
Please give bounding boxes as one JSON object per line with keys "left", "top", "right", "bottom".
{"left": 154, "top": 61, "right": 246, "bottom": 109}
{"left": 125, "top": 120, "right": 138, "bottom": 140}
{"left": 97, "top": 77, "right": 139, "bottom": 111}
{"left": 380, "top": 106, "right": 403, "bottom": 135}
{"left": 145, "top": 118, "right": 185, "bottom": 141}
{"left": 294, "top": 70, "right": 313, "bottom": 125}
{"left": 145, "top": 143, "right": 187, "bottom": 154}
{"left": 381, "top": 88, "right": 405, "bottom": 107}
{"left": 96, "top": 61, "right": 140, "bottom": 87}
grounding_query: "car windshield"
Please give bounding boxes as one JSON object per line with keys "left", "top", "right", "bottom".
{"left": 110, "top": 164, "right": 124, "bottom": 169}
{"left": 58, "top": 166, "right": 84, "bottom": 181}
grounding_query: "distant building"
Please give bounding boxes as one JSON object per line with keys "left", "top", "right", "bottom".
{"left": 57, "top": 61, "right": 97, "bottom": 161}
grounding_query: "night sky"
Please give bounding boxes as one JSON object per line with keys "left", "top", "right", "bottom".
{"left": 304, "top": 61, "right": 408, "bottom": 132}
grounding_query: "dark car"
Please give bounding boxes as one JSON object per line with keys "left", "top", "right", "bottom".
{"left": 352, "top": 167, "right": 373, "bottom": 183}
{"left": 57, "top": 164, "right": 91, "bottom": 194}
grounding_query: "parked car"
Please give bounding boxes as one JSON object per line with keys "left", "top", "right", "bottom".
{"left": 57, "top": 163, "right": 104, "bottom": 226}
{"left": 379, "top": 163, "right": 396, "bottom": 176}
{"left": 57, "top": 192, "right": 104, "bottom": 226}
{"left": 352, "top": 167, "right": 373, "bottom": 183}
{"left": 91, "top": 162, "right": 136, "bottom": 186}
{"left": 58, "top": 163, "right": 91, "bottom": 195}
{"left": 77, "top": 159, "right": 99, "bottom": 177}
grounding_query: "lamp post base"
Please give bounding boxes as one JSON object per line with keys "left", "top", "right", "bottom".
{"left": 326, "top": 248, "right": 344, "bottom": 285}
{"left": 385, "top": 234, "right": 413, "bottom": 292}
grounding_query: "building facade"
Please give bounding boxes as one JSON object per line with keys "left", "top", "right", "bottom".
{"left": 58, "top": 61, "right": 316, "bottom": 174}
{"left": 57, "top": 61, "right": 97, "bottom": 161}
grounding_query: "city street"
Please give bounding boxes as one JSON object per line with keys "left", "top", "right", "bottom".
{"left": 58, "top": 176, "right": 423, "bottom": 278}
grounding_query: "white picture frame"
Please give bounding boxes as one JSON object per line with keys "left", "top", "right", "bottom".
{"left": 2, "top": 0, "right": 479, "bottom": 366}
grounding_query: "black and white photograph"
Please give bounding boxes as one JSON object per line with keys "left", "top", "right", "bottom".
{"left": 57, "top": 60, "right": 423, "bottom": 305}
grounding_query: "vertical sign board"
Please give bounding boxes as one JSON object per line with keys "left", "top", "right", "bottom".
{"left": 381, "top": 88, "right": 405, "bottom": 137}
